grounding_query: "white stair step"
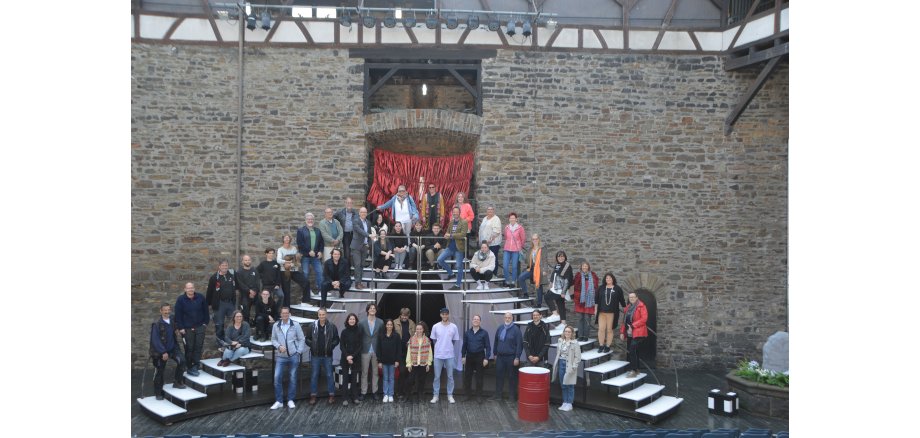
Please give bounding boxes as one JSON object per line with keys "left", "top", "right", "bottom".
{"left": 464, "top": 287, "right": 520, "bottom": 293}
{"left": 619, "top": 383, "right": 665, "bottom": 402}
{"left": 585, "top": 360, "right": 629, "bottom": 374}
{"left": 580, "top": 349, "right": 612, "bottom": 361}
{"left": 290, "top": 315, "right": 317, "bottom": 325}
{"left": 250, "top": 337, "right": 273, "bottom": 347}
{"left": 347, "top": 288, "right": 418, "bottom": 293}
{"left": 202, "top": 358, "right": 245, "bottom": 372}
{"left": 549, "top": 324, "right": 575, "bottom": 337}
{"left": 137, "top": 396, "right": 187, "bottom": 417}
{"left": 635, "top": 395, "right": 684, "bottom": 417}
{"left": 163, "top": 383, "right": 207, "bottom": 402}
{"left": 292, "top": 303, "right": 346, "bottom": 313}
{"left": 241, "top": 352, "right": 265, "bottom": 359}
{"left": 492, "top": 307, "right": 549, "bottom": 316}
{"left": 550, "top": 339, "right": 595, "bottom": 348}
{"left": 183, "top": 371, "right": 226, "bottom": 387}
{"left": 601, "top": 372, "right": 647, "bottom": 387}
{"left": 514, "top": 313, "right": 559, "bottom": 325}
{"left": 327, "top": 297, "right": 375, "bottom": 303}
{"left": 462, "top": 297, "right": 531, "bottom": 305}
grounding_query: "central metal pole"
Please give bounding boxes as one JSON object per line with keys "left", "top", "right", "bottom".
{"left": 236, "top": 2, "right": 245, "bottom": 266}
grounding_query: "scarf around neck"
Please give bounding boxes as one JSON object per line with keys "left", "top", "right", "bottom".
{"left": 581, "top": 271, "right": 596, "bottom": 307}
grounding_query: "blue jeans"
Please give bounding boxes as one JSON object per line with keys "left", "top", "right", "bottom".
{"left": 503, "top": 250, "right": 520, "bottom": 285}
{"left": 432, "top": 357, "right": 456, "bottom": 396}
{"left": 310, "top": 356, "right": 334, "bottom": 395}
{"left": 301, "top": 256, "right": 324, "bottom": 294}
{"left": 221, "top": 346, "right": 251, "bottom": 362}
{"left": 382, "top": 364, "right": 396, "bottom": 396}
{"left": 437, "top": 241, "right": 464, "bottom": 286}
{"left": 558, "top": 359, "right": 575, "bottom": 404}
{"left": 518, "top": 271, "right": 544, "bottom": 307}
{"left": 274, "top": 353, "right": 301, "bottom": 403}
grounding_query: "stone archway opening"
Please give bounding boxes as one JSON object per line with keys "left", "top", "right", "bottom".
{"left": 622, "top": 272, "right": 668, "bottom": 367}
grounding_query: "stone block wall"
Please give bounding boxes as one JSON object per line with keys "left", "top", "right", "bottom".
{"left": 131, "top": 44, "right": 787, "bottom": 369}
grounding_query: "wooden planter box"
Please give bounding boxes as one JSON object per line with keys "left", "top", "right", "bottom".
{"left": 725, "top": 372, "right": 789, "bottom": 418}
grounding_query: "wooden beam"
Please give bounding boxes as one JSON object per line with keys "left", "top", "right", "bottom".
{"left": 545, "top": 26, "right": 563, "bottom": 47}
{"left": 350, "top": 48, "right": 497, "bottom": 59}
{"left": 265, "top": 18, "right": 281, "bottom": 42}
{"left": 479, "top": 0, "right": 493, "bottom": 11}
{"left": 367, "top": 68, "right": 400, "bottom": 99}
{"left": 724, "top": 55, "right": 784, "bottom": 134}
{"left": 198, "top": 0, "right": 222, "bottom": 43}
{"left": 774, "top": 0, "right": 781, "bottom": 34}
{"left": 653, "top": 0, "right": 680, "bottom": 50}
{"left": 406, "top": 27, "right": 418, "bottom": 44}
{"left": 622, "top": 0, "right": 631, "bottom": 50}
{"left": 447, "top": 68, "right": 479, "bottom": 101}
{"left": 708, "top": 0, "right": 723, "bottom": 9}
{"left": 163, "top": 17, "right": 185, "bottom": 40}
{"left": 724, "top": 41, "right": 787, "bottom": 71}
{"left": 458, "top": 27, "right": 472, "bottom": 44}
{"left": 594, "top": 29, "right": 608, "bottom": 49}
{"left": 728, "top": 0, "right": 762, "bottom": 50}
{"left": 687, "top": 30, "right": 702, "bottom": 51}
{"left": 366, "top": 63, "right": 479, "bottom": 70}
{"left": 134, "top": 12, "right": 140, "bottom": 39}
{"left": 295, "top": 20, "right": 315, "bottom": 44}
{"left": 363, "top": 63, "right": 370, "bottom": 114}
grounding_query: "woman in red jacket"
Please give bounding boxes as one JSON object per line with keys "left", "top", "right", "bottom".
{"left": 572, "top": 261, "right": 598, "bottom": 342}
{"left": 620, "top": 292, "right": 648, "bottom": 378}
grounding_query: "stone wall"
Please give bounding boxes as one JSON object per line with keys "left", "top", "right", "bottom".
{"left": 131, "top": 44, "right": 788, "bottom": 369}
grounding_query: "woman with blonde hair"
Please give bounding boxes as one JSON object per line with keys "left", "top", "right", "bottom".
{"left": 405, "top": 321, "right": 433, "bottom": 402}
{"left": 551, "top": 325, "right": 581, "bottom": 411}
{"left": 218, "top": 310, "right": 251, "bottom": 367}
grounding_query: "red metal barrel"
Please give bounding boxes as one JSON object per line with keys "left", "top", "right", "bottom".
{"left": 518, "top": 366, "right": 550, "bottom": 422}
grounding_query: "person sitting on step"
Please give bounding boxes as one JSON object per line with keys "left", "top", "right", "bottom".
{"left": 218, "top": 310, "right": 251, "bottom": 367}
{"left": 150, "top": 303, "right": 186, "bottom": 400}
{"left": 253, "top": 289, "right": 279, "bottom": 342}
{"left": 469, "top": 241, "right": 496, "bottom": 290}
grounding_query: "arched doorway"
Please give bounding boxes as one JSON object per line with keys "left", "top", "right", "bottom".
{"left": 634, "top": 288, "right": 657, "bottom": 365}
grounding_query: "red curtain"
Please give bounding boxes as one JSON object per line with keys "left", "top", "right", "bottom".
{"left": 367, "top": 149, "right": 474, "bottom": 229}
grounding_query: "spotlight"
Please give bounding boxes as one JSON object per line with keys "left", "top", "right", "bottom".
{"left": 467, "top": 15, "right": 480, "bottom": 29}
{"left": 506, "top": 20, "right": 517, "bottom": 36}
{"left": 522, "top": 20, "right": 531, "bottom": 37}
{"left": 363, "top": 15, "right": 376, "bottom": 28}
{"left": 261, "top": 10, "right": 271, "bottom": 30}
{"left": 446, "top": 15, "right": 458, "bottom": 29}
{"left": 246, "top": 14, "right": 257, "bottom": 30}
{"left": 488, "top": 19, "right": 500, "bottom": 31}
{"left": 426, "top": 14, "right": 438, "bottom": 29}
{"left": 384, "top": 14, "right": 396, "bottom": 28}
{"left": 403, "top": 16, "right": 416, "bottom": 28}
{"left": 339, "top": 13, "right": 351, "bottom": 27}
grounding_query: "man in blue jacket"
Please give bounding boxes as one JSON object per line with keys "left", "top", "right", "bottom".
{"left": 150, "top": 303, "right": 187, "bottom": 399}
{"left": 297, "top": 212, "right": 325, "bottom": 299}
{"left": 271, "top": 307, "right": 305, "bottom": 409}
{"left": 461, "top": 314, "right": 491, "bottom": 401}
{"left": 491, "top": 312, "right": 523, "bottom": 401}
{"left": 174, "top": 282, "right": 210, "bottom": 376}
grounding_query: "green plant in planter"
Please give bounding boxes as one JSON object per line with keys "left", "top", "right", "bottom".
{"left": 734, "top": 360, "right": 789, "bottom": 388}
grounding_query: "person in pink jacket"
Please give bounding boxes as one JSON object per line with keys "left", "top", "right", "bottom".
{"left": 454, "top": 192, "right": 475, "bottom": 232}
{"left": 502, "top": 212, "right": 526, "bottom": 287}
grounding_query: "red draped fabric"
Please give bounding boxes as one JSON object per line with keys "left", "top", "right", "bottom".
{"left": 367, "top": 149, "right": 474, "bottom": 230}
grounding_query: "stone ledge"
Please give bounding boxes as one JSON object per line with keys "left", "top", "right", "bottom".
{"left": 725, "top": 372, "right": 788, "bottom": 418}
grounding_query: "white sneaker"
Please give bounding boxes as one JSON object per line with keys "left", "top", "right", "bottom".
{"left": 387, "top": 395, "right": 393, "bottom": 402}
{"left": 430, "top": 396, "right": 439, "bottom": 403}
{"left": 475, "top": 281, "right": 483, "bottom": 290}
{"left": 270, "top": 401, "right": 283, "bottom": 410}
{"left": 558, "top": 404, "right": 567, "bottom": 411}
{"left": 287, "top": 400, "right": 296, "bottom": 409}
{"left": 448, "top": 395, "right": 456, "bottom": 403}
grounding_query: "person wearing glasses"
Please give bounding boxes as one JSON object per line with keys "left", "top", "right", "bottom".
{"left": 374, "top": 184, "right": 419, "bottom": 239}
{"left": 418, "top": 179, "right": 446, "bottom": 232}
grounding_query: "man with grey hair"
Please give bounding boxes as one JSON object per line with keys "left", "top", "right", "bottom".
{"left": 318, "top": 207, "right": 344, "bottom": 262}
{"left": 491, "top": 311, "right": 523, "bottom": 401}
{"left": 297, "top": 212, "right": 324, "bottom": 299}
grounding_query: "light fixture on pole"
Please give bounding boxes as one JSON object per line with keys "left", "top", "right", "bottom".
{"left": 488, "top": 19, "right": 500, "bottom": 31}
{"left": 384, "top": 13, "right": 397, "bottom": 28}
{"left": 426, "top": 13, "right": 438, "bottom": 29}
{"left": 363, "top": 15, "right": 376, "bottom": 28}
{"left": 446, "top": 15, "right": 458, "bottom": 29}
{"left": 506, "top": 20, "right": 517, "bottom": 36}
{"left": 246, "top": 14, "right": 256, "bottom": 30}
{"left": 260, "top": 10, "right": 271, "bottom": 30}
{"left": 339, "top": 11, "right": 351, "bottom": 27}
{"left": 467, "top": 15, "right": 480, "bottom": 29}
{"left": 522, "top": 20, "right": 532, "bottom": 37}
{"left": 403, "top": 15, "right": 416, "bottom": 28}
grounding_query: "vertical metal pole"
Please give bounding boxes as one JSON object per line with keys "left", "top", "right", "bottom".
{"left": 236, "top": 2, "right": 245, "bottom": 266}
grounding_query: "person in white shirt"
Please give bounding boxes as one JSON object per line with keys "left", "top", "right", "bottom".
{"left": 478, "top": 206, "right": 503, "bottom": 272}
{"left": 429, "top": 307, "right": 460, "bottom": 403}
{"left": 469, "top": 241, "right": 496, "bottom": 290}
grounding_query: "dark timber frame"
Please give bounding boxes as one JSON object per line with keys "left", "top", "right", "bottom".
{"left": 724, "top": 54, "right": 785, "bottom": 134}
{"left": 353, "top": 49, "right": 495, "bottom": 116}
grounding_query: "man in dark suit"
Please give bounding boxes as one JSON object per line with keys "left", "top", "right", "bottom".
{"left": 350, "top": 207, "right": 372, "bottom": 290}
{"left": 297, "top": 212, "right": 325, "bottom": 297}
{"left": 334, "top": 197, "right": 359, "bottom": 264}
{"left": 357, "top": 302, "right": 382, "bottom": 401}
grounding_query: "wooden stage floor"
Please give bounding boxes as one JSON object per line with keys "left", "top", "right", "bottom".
{"left": 131, "top": 368, "right": 788, "bottom": 437}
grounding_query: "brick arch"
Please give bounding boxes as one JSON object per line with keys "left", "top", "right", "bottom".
{"left": 621, "top": 272, "right": 668, "bottom": 364}
{"left": 363, "top": 109, "right": 482, "bottom": 156}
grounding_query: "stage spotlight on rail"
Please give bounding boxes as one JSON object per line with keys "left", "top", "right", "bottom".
{"left": 522, "top": 20, "right": 532, "bottom": 37}
{"left": 339, "top": 13, "right": 351, "bottom": 27}
{"left": 426, "top": 14, "right": 438, "bottom": 29}
{"left": 446, "top": 15, "right": 458, "bottom": 29}
{"left": 488, "top": 19, "right": 500, "bottom": 31}
{"left": 403, "top": 16, "right": 416, "bottom": 28}
{"left": 506, "top": 20, "right": 517, "bottom": 36}
{"left": 467, "top": 15, "right": 480, "bottom": 29}
{"left": 261, "top": 10, "right": 271, "bottom": 30}
{"left": 384, "top": 14, "right": 397, "bottom": 28}
{"left": 363, "top": 15, "right": 376, "bottom": 28}
{"left": 246, "top": 14, "right": 257, "bottom": 30}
